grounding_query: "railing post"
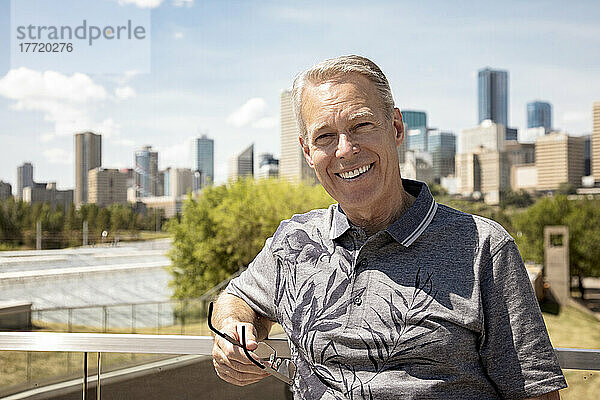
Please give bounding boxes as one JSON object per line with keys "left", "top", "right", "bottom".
{"left": 83, "top": 352, "right": 88, "bottom": 400}
{"left": 96, "top": 352, "right": 101, "bottom": 400}
{"left": 131, "top": 304, "right": 136, "bottom": 334}
{"left": 36, "top": 220, "right": 42, "bottom": 250}
{"left": 26, "top": 351, "right": 32, "bottom": 382}
{"left": 157, "top": 303, "right": 161, "bottom": 334}
{"left": 68, "top": 308, "right": 73, "bottom": 332}
{"left": 103, "top": 306, "right": 108, "bottom": 333}
{"left": 83, "top": 221, "right": 88, "bottom": 246}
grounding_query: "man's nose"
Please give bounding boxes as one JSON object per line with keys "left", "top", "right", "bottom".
{"left": 335, "top": 133, "right": 359, "bottom": 159}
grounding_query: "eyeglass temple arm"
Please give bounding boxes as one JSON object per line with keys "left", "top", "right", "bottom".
{"left": 207, "top": 302, "right": 242, "bottom": 347}
{"left": 241, "top": 325, "right": 266, "bottom": 370}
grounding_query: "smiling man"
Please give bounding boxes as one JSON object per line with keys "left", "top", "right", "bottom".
{"left": 211, "top": 55, "right": 567, "bottom": 399}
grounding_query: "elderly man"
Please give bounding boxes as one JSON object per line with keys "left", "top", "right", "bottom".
{"left": 211, "top": 55, "right": 566, "bottom": 399}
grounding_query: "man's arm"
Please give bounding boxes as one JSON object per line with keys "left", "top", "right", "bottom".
{"left": 211, "top": 292, "right": 274, "bottom": 386}
{"left": 526, "top": 390, "right": 561, "bottom": 400}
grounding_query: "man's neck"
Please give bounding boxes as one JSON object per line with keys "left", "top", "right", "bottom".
{"left": 344, "top": 186, "right": 416, "bottom": 237}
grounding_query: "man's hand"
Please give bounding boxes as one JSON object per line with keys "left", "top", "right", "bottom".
{"left": 211, "top": 293, "right": 274, "bottom": 385}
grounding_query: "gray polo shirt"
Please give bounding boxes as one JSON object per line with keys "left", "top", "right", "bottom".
{"left": 226, "top": 179, "right": 567, "bottom": 399}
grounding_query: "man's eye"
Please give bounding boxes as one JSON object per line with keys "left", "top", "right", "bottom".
{"left": 353, "top": 122, "right": 372, "bottom": 130}
{"left": 314, "top": 133, "right": 335, "bottom": 144}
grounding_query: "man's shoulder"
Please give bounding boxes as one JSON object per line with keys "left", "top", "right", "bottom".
{"left": 434, "top": 203, "right": 514, "bottom": 253}
{"left": 270, "top": 205, "right": 335, "bottom": 242}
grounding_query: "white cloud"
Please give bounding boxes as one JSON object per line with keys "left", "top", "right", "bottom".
{"left": 118, "top": 0, "right": 164, "bottom": 9}
{"left": 0, "top": 68, "right": 110, "bottom": 140}
{"left": 226, "top": 98, "right": 276, "bottom": 129}
{"left": 0, "top": 68, "right": 107, "bottom": 103}
{"left": 173, "top": 32, "right": 184, "bottom": 40}
{"left": 115, "top": 86, "right": 136, "bottom": 100}
{"left": 173, "top": 0, "right": 194, "bottom": 7}
{"left": 43, "top": 148, "right": 73, "bottom": 165}
{"left": 252, "top": 117, "right": 277, "bottom": 129}
{"left": 156, "top": 137, "right": 195, "bottom": 169}
{"left": 0, "top": 68, "right": 134, "bottom": 143}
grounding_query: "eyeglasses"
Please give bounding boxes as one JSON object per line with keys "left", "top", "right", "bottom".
{"left": 207, "top": 302, "right": 296, "bottom": 385}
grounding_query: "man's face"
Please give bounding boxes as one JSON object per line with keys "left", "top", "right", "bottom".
{"left": 300, "top": 74, "right": 404, "bottom": 214}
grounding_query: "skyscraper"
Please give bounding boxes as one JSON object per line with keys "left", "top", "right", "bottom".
{"left": 228, "top": 144, "right": 254, "bottom": 181}
{"left": 258, "top": 153, "right": 279, "bottom": 179}
{"left": 75, "top": 131, "right": 102, "bottom": 207}
{"left": 478, "top": 68, "right": 508, "bottom": 127}
{"left": 527, "top": 101, "right": 552, "bottom": 132}
{"left": 536, "top": 132, "right": 585, "bottom": 190}
{"left": 16, "top": 162, "right": 33, "bottom": 200}
{"left": 279, "top": 90, "right": 318, "bottom": 184}
{"left": 402, "top": 111, "right": 428, "bottom": 152}
{"left": 428, "top": 131, "right": 456, "bottom": 180}
{"left": 87, "top": 168, "right": 128, "bottom": 207}
{"left": 194, "top": 135, "right": 214, "bottom": 187}
{"left": 593, "top": 102, "right": 600, "bottom": 183}
{"left": 135, "top": 146, "right": 159, "bottom": 198}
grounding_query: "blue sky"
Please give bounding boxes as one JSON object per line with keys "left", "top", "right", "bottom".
{"left": 1, "top": 0, "right": 599, "bottom": 189}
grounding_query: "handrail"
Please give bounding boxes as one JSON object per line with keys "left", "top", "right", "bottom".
{"left": 1, "top": 332, "right": 599, "bottom": 370}
{"left": 0, "top": 331, "right": 292, "bottom": 359}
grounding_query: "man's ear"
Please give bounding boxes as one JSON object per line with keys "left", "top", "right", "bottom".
{"left": 392, "top": 108, "right": 405, "bottom": 146}
{"left": 298, "top": 135, "right": 315, "bottom": 169}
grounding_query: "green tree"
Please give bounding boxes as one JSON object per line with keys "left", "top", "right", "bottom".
{"left": 512, "top": 196, "right": 600, "bottom": 298}
{"left": 512, "top": 195, "right": 571, "bottom": 264}
{"left": 167, "top": 178, "right": 334, "bottom": 299}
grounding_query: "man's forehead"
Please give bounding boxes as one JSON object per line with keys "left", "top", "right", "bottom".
{"left": 302, "top": 78, "right": 381, "bottom": 132}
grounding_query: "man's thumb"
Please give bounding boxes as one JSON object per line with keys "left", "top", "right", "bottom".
{"left": 237, "top": 323, "right": 258, "bottom": 350}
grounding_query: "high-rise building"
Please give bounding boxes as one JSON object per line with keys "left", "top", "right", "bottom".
{"left": 87, "top": 168, "right": 128, "bottom": 207}
{"left": 527, "top": 101, "right": 552, "bottom": 132}
{"left": 402, "top": 111, "right": 428, "bottom": 152}
{"left": 120, "top": 168, "right": 135, "bottom": 189}
{"left": 163, "top": 167, "right": 194, "bottom": 197}
{"left": 456, "top": 148, "right": 510, "bottom": 205}
{"left": 456, "top": 121, "right": 509, "bottom": 204}
{"left": 584, "top": 135, "right": 591, "bottom": 177}
{"left": 194, "top": 135, "right": 214, "bottom": 187}
{"left": 505, "top": 141, "right": 535, "bottom": 166}
{"left": 459, "top": 120, "right": 506, "bottom": 154}
{"left": 23, "top": 183, "right": 73, "bottom": 211}
{"left": 593, "top": 102, "right": 600, "bottom": 183}
{"left": 135, "top": 146, "right": 159, "bottom": 197}
{"left": 519, "top": 127, "right": 547, "bottom": 144}
{"left": 228, "top": 144, "right": 254, "bottom": 181}
{"left": 75, "top": 131, "right": 102, "bottom": 207}
{"left": 279, "top": 90, "right": 318, "bottom": 184}
{"left": 258, "top": 153, "right": 279, "bottom": 179}
{"left": 428, "top": 131, "right": 456, "bottom": 181}
{"left": 16, "top": 162, "right": 33, "bottom": 200}
{"left": 0, "top": 181, "right": 12, "bottom": 199}
{"left": 400, "top": 151, "right": 434, "bottom": 183}
{"left": 478, "top": 67, "right": 508, "bottom": 127}
{"left": 536, "top": 132, "right": 586, "bottom": 191}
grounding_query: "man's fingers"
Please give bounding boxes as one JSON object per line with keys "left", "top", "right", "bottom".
{"left": 214, "top": 362, "right": 268, "bottom": 386}
{"left": 213, "top": 345, "right": 268, "bottom": 375}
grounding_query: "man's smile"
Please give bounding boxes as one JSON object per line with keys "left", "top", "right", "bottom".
{"left": 335, "top": 162, "right": 374, "bottom": 180}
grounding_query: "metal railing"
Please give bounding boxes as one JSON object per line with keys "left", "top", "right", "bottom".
{"left": 0, "top": 332, "right": 290, "bottom": 399}
{"left": 0, "top": 331, "right": 599, "bottom": 398}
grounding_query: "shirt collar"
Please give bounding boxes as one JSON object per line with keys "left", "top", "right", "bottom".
{"left": 329, "top": 179, "right": 438, "bottom": 247}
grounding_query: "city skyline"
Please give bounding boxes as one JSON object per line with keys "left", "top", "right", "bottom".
{"left": 1, "top": 0, "right": 599, "bottom": 189}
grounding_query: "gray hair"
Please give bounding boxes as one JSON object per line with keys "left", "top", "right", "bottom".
{"left": 291, "top": 55, "right": 395, "bottom": 141}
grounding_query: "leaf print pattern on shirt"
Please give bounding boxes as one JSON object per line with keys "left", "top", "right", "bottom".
{"left": 272, "top": 228, "right": 440, "bottom": 399}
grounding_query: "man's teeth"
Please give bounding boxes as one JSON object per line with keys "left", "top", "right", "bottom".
{"left": 339, "top": 164, "right": 371, "bottom": 179}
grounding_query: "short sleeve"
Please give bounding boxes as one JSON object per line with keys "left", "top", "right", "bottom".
{"left": 479, "top": 239, "right": 567, "bottom": 399}
{"left": 225, "top": 237, "right": 278, "bottom": 322}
